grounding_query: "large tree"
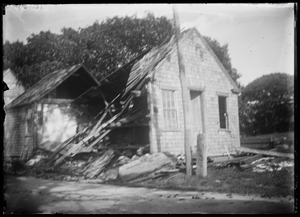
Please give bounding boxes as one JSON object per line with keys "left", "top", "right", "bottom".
{"left": 4, "top": 13, "right": 241, "bottom": 89}
{"left": 239, "top": 73, "right": 294, "bottom": 135}
{"left": 3, "top": 13, "right": 174, "bottom": 88}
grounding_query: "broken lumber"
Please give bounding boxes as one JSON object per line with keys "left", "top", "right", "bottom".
{"left": 83, "top": 149, "right": 115, "bottom": 179}
{"left": 154, "top": 169, "right": 180, "bottom": 174}
{"left": 242, "top": 154, "right": 264, "bottom": 165}
{"left": 53, "top": 115, "right": 116, "bottom": 167}
{"left": 119, "top": 153, "right": 176, "bottom": 182}
{"left": 236, "top": 147, "right": 294, "bottom": 159}
{"left": 212, "top": 154, "right": 265, "bottom": 168}
{"left": 98, "top": 167, "right": 119, "bottom": 182}
{"left": 128, "top": 171, "right": 166, "bottom": 183}
{"left": 212, "top": 155, "right": 250, "bottom": 166}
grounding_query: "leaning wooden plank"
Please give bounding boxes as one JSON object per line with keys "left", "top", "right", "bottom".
{"left": 242, "top": 154, "right": 264, "bottom": 164}
{"left": 73, "top": 129, "right": 112, "bottom": 156}
{"left": 89, "top": 110, "right": 108, "bottom": 135}
{"left": 224, "top": 143, "right": 231, "bottom": 159}
{"left": 119, "top": 153, "right": 176, "bottom": 182}
{"left": 53, "top": 142, "right": 85, "bottom": 167}
{"left": 211, "top": 155, "right": 250, "bottom": 166}
{"left": 50, "top": 137, "right": 74, "bottom": 160}
{"left": 73, "top": 114, "right": 118, "bottom": 153}
{"left": 80, "top": 112, "right": 114, "bottom": 144}
{"left": 83, "top": 149, "right": 115, "bottom": 179}
{"left": 54, "top": 140, "right": 91, "bottom": 167}
{"left": 51, "top": 95, "right": 120, "bottom": 163}
{"left": 128, "top": 171, "right": 166, "bottom": 183}
{"left": 54, "top": 119, "right": 115, "bottom": 166}
{"left": 154, "top": 169, "right": 180, "bottom": 174}
{"left": 50, "top": 123, "right": 93, "bottom": 161}
{"left": 65, "top": 142, "right": 86, "bottom": 157}
{"left": 98, "top": 167, "right": 119, "bottom": 182}
{"left": 236, "top": 147, "right": 294, "bottom": 159}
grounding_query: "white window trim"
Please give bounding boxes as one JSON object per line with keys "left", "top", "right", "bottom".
{"left": 217, "top": 94, "right": 229, "bottom": 130}
{"left": 161, "top": 88, "right": 179, "bottom": 131}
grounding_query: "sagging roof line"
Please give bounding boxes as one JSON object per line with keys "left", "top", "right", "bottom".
{"left": 6, "top": 64, "right": 79, "bottom": 108}
{"left": 6, "top": 64, "right": 99, "bottom": 109}
{"left": 97, "top": 48, "right": 152, "bottom": 86}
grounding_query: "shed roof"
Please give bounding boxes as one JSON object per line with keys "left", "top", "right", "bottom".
{"left": 123, "top": 28, "right": 240, "bottom": 95}
{"left": 75, "top": 28, "right": 240, "bottom": 111}
{"left": 6, "top": 64, "right": 99, "bottom": 108}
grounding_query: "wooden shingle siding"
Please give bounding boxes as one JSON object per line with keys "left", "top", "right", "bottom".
{"left": 4, "top": 107, "right": 34, "bottom": 159}
{"left": 151, "top": 29, "right": 240, "bottom": 156}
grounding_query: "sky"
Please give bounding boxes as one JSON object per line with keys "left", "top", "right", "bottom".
{"left": 3, "top": 3, "right": 295, "bottom": 86}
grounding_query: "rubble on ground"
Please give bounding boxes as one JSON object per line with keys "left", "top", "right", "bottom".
{"left": 119, "top": 152, "right": 176, "bottom": 182}
{"left": 212, "top": 148, "right": 294, "bottom": 173}
{"left": 18, "top": 146, "right": 181, "bottom": 183}
{"left": 7, "top": 136, "right": 294, "bottom": 183}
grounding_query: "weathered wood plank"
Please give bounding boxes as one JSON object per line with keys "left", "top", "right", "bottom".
{"left": 243, "top": 154, "right": 264, "bottom": 165}
{"left": 83, "top": 149, "right": 115, "bottom": 179}
{"left": 236, "top": 147, "right": 294, "bottom": 159}
{"left": 119, "top": 153, "right": 176, "bottom": 182}
{"left": 173, "top": 6, "right": 192, "bottom": 177}
{"left": 196, "top": 134, "right": 207, "bottom": 177}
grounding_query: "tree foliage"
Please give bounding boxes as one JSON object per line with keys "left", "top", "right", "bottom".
{"left": 239, "top": 73, "right": 294, "bottom": 135}
{"left": 3, "top": 13, "right": 174, "bottom": 88}
{"left": 4, "top": 13, "right": 241, "bottom": 90}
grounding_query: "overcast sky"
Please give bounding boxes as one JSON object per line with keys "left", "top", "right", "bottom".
{"left": 3, "top": 3, "right": 295, "bottom": 86}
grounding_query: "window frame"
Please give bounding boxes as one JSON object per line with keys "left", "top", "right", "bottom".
{"left": 217, "top": 94, "right": 229, "bottom": 130}
{"left": 161, "top": 89, "right": 178, "bottom": 131}
{"left": 25, "top": 108, "right": 33, "bottom": 136}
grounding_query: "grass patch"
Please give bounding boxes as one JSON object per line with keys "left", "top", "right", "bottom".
{"left": 122, "top": 165, "right": 294, "bottom": 198}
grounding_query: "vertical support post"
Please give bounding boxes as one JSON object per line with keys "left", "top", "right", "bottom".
{"left": 196, "top": 133, "right": 207, "bottom": 177}
{"left": 173, "top": 5, "right": 192, "bottom": 177}
{"left": 147, "top": 82, "right": 155, "bottom": 154}
{"left": 33, "top": 103, "right": 39, "bottom": 150}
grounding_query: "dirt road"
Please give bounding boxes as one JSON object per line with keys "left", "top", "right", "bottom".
{"left": 3, "top": 175, "right": 294, "bottom": 214}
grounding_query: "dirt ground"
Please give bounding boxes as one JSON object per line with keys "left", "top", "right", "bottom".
{"left": 126, "top": 162, "right": 295, "bottom": 198}
{"left": 3, "top": 175, "right": 294, "bottom": 214}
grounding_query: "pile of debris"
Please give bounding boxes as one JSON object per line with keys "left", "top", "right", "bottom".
{"left": 23, "top": 147, "right": 178, "bottom": 183}
{"left": 212, "top": 146, "right": 294, "bottom": 173}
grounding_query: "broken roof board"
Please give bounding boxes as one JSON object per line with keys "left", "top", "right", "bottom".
{"left": 74, "top": 28, "right": 240, "bottom": 120}
{"left": 6, "top": 64, "right": 99, "bottom": 108}
{"left": 72, "top": 48, "right": 151, "bottom": 107}
{"left": 125, "top": 28, "right": 240, "bottom": 96}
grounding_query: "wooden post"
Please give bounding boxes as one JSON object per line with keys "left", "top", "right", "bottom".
{"left": 147, "top": 82, "right": 155, "bottom": 154}
{"left": 173, "top": 5, "right": 192, "bottom": 177}
{"left": 196, "top": 134, "right": 207, "bottom": 177}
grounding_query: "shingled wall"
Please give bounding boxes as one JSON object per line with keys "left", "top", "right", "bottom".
{"left": 4, "top": 106, "right": 34, "bottom": 159}
{"left": 150, "top": 29, "right": 240, "bottom": 156}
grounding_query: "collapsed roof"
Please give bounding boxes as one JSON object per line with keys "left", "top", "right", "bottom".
{"left": 72, "top": 28, "right": 240, "bottom": 115}
{"left": 6, "top": 64, "right": 99, "bottom": 109}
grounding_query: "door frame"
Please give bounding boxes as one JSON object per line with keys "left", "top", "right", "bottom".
{"left": 188, "top": 87, "right": 206, "bottom": 134}
{"left": 188, "top": 88, "right": 206, "bottom": 153}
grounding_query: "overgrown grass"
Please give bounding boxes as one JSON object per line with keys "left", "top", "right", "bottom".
{"left": 123, "top": 165, "right": 294, "bottom": 198}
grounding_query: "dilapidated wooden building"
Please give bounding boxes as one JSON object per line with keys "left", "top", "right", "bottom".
{"left": 49, "top": 28, "right": 241, "bottom": 164}
{"left": 4, "top": 28, "right": 241, "bottom": 162}
{"left": 4, "top": 64, "right": 99, "bottom": 159}
{"left": 145, "top": 27, "right": 241, "bottom": 156}
{"left": 102, "top": 27, "right": 241, "bottom": 156}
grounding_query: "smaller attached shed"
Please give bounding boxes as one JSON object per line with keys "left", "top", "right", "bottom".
{"left": 4, "top": 64, "right": 99, "bottom": 159}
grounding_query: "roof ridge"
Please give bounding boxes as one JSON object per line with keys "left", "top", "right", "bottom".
{"left": 6, "top": 63, "right": 84, "bottom": 108}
